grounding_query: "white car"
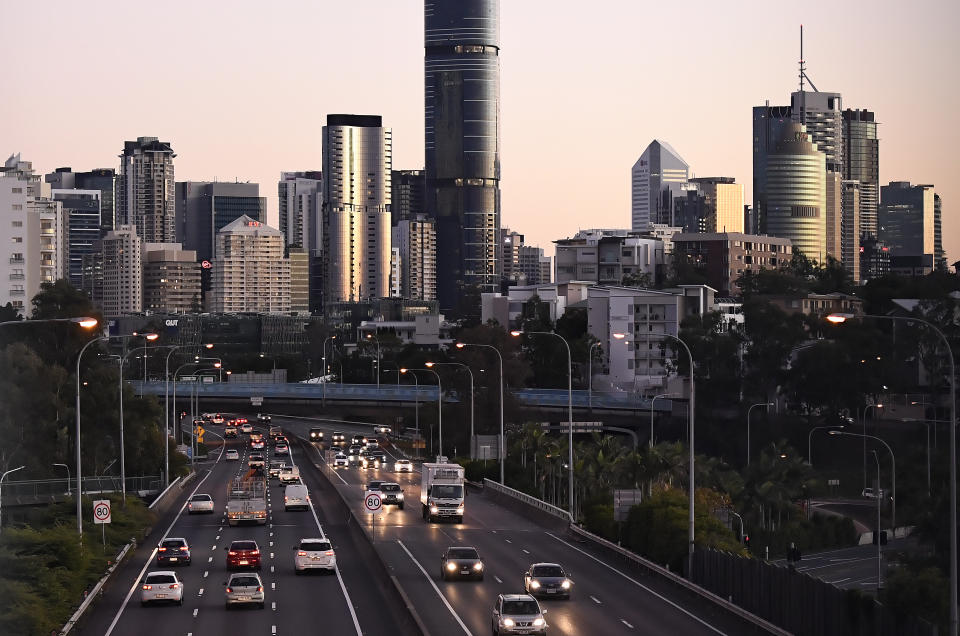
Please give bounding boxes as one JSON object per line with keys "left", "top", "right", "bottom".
{"left": 225, "top": 449, "right": 240, "bottom": 461}
{"left": 241, "top": 423, "right": 253, "bottom": 434}
{"left": 375, "top": 425, "right": 392, "bottom": 434}
{"left": 141, "top": 571, "right": 184, "bottom": 606}
{"left": 225, "top": 572, "right": 265, "bottom": 609}
{"left": 294, "top": 537, "right": 336, "bottom": 574}
{"left": 187, "top": 493, "right": 215, "bottom": 514}
{"left": 395, "top": 459, "right": 413, "bottom": 472}
{"left": 333, "top": 453, "right": 349, "bottom": 469}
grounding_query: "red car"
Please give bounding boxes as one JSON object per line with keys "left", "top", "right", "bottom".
{"left": 226, "top": 540, "right": 261, "bottom": 570}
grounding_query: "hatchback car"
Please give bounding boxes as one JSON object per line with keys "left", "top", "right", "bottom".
{"left": 333, "top": 453, "right": 349, "bottom": 469}
{"left": 492, "top": 594, "right": 547, "bottom": 635}
{"left": 187, "top": 493, "right": 215, "bottom": 514}
{"left": 250, "top": 439, "right": 265, "bottom": 451}
{"left": 212, "top": 414, "right": 224, "bottom": 424}
{"left": 241, "top": 422, "right": 253, "bottom": 434}
{"left": 380, "top": 482, "right": 404, "bottom": 509}
{"left": 224, "top": 572, "right": 265, "bottom": 609}
{"left": 157, "top": 537, "right": 191, "bottom": 566}
{"left": 225, "top": 449, "right": 240, "bottom": 461}
{"left": 248, "top": 453, "right": 265, "bottom": 469}
{"left": 294, "top": 537, "right": 337, "bottom": 574}
{"left": 274, "top": 442, "right": 289, "bottom": 456}
{"left": 523, "top": 563, "right": 571, "bottom": 599}
{"left": 331, "top": 431, "right": 345, "bottom": 445}
{"left": 395, "top": 459, "right": 413, "bottom": 472}
{"left": 441, "top": 546, "right": 484, "bottom": 581}
{"left": 226, "top": 540, "right": 262, "bottom": 570}
{"left": 351, "top": 434, "right": 366, "bottom": 445}
{"left": 141, "top": 571, "right": 184, "bottom": 606}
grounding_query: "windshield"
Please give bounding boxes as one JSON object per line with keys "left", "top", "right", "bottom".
{"left": 503, "top": 600, "right": 540, "bottom": 615}
{"left": 447, "top": 548, "right": 478, "bottom": 559}
{"left": 432, "top": 485, "right": 463, "bottom": 499}
{"left": 146, "top": 574, "right": 176, "bottom": 584}
{"left": 381, "top": 484, "right": 401, "bottom": 492}
{"left": 532, "top": 565, "right": 564, "bottom": 577}
{"left": 300, "top": 541, "right": 331, "bottom": 552}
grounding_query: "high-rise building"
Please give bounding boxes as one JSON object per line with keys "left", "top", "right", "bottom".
{"left": 46, "top": 167, "right": 117, "bottom": 232}
{"left": 287, "top": 247, "right": 310, "bottom": 314}
{"left": 391, "top": 170, "right": 425, "bottom": 226}
{"left": 675, "top": 177, "right": 744, "bottom": 234}
{"left": 841, "top": 180, "right": 862, "bottom": 283}
{"left": 791, "top": 91, "right": 843, "bottom": 171}
{"left": 392, "top": 216, "right": 437, "bottom": 301}
{"left": 322, "top": 114, "right": 392, "bottom": 303}
{"left": 631, "top": 140, "right": 689, "bottom": 231}
{"left": 278, "top": 171, "right": 322, "bottom": 250}
{"left": 210, "top": 216, "right": 290, "bottom": 314}
{"left": 51, "top": 189, "right": 101, "bottom": 289}
{"left": 425, "top": 0, "right": 502, "bottom": 312}
{"left": 764, "top": 122, "right": 826, "bottom": 263}
{"left": 879, "top": 181, "right": 936, "bottom": 260}
{"left": 672, "top": 232, "right": 793, "bottom": 296}
{"left": 860, "top": 235, "right": 891, "bottom": 280}
{"left": 824, "top": 171, "right": 843, "bottom": 263}
{"left": 175, "top": 181, "right": 266, "bottom": 263}
{"left": 934, "top": 194, "right": 945, "bottom": 271}
{"left": 84, "top": 225, "right": 142, "bottom": 316}
{"left": 501, "top": 228, "right": 550, "bottom": 286}
{"left": 842, "top": 109, "right": 879, "bottom": 239}
{"left": 142, "top": 244, "right": 201, "bottom": 313}
{"left": 1, "top": 154, "right": 65, "bottom": 314}
{"left": 390, "top": 247, "right": 402, "bottom": 298}
{"left": 117, "top": 137, "right": 176, "bottom": 243}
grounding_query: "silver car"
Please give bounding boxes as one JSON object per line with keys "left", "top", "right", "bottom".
{"left": 294, "top": 537, "right": 337, "bottom": 574}
{"left": 224, "top": 572, "right": 265, "bottom": 609}
{"left": 523, "top": 563, "right": 571, "bottom": 599}
{"left": 140, "top": 571, "right": 184, "bottom": 606}
{"left": 187, "top": 493, "right": 214, "bottom": 514}
{"left": 492, "top": 594, "right": 547, "bottom": 635}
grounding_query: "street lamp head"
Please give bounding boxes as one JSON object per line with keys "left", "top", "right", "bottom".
{"left": 225, "top": 370, "right": 232, "bottom": 375}
{"left": 779, "top": 453, "right": 788, "bottom": 459}
{"left": 214, "top": 362, "right": 222, "bottom": 368}
{"left": 73, "top": 317, "right": 99, "bottom": 329}
{"left": 425, "top": 362, "right": 435, "bottom": 368}
{"left": 455, "top": 343, "right": 465, "bottom": 349}
{"left": 259, "top": 353, "right": 265, "bottom": 358}
{"left": 400, "top": 368, "right": 408, "bottom": 374}
{"left": 825, "top": 313, "right": 854, "bottom": 324}
{"left": 829, "top": 430, "right": 842, "bottom": 436}
{"left": 612, "top": 333, "right": 627, "bottom": 339}
{"left": 366, "top": 334, "right": 373, "bottom": 340}
{"left": 510, "top": 330, "right": 522, "bottom": 337}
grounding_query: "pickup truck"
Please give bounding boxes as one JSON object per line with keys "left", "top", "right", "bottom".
{"left": 278, "top": 465, "right": 301, "bottom": 484}
{"left": 226, "top": 472, "right": 267, "bottom": 526}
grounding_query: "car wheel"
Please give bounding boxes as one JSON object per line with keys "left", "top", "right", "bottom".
{"left": 477, "top": 574, "right": 484, "bottom": 581}
{"left": 178, "top": 598, "right": 183, "bottom": 606}
{"left": 259, "top": 602, "right": 265, "bottom": 609}
{"left": 295, "top": 568, "right": 302, "bottom": 576}
{"left": 441, "top": 570, "right": 447, "bottom": 581}
{"left": 225, "top": 603, "right": 231, "bottom": 610}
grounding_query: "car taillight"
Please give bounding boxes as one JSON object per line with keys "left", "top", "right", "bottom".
{"left": 158, "top": 547, "right": 167, "bottom": 551}
{"left": 257, "top": 586, "right": 263, "bottom": 592}
{"left": 228, "top": 551, "right": 236, "bottom": 556}
{"left": 297, "top": 551, "right": 307, "bottom": 556}
{"left": 142, "top": 584, "right": 152, "bottom": 590}
{"left": 170, "top": 584, "right": 179, "bottom": 589}
{"left": 325, "top": 550, "right": 334, "bottom": 556}
{"left": 251, "top": 550, "right": 260, "bottom": 555}
{"left": 284, "top": 497, "right": 288, "bottom": 502}
{"left": 226, "top": 587, "right": 232, "bottom": 593}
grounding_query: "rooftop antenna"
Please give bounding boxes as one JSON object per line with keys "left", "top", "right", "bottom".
{"left": 798, "top": 25, "right": 819, "bottom": 125}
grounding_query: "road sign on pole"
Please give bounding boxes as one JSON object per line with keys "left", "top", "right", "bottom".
{"left": 613, "top": 489, "right": 643, "bottom": 522}
{"left": 93, "top": 499, "right": 111, "bottom": 524}
{"left": 364, "top": 492, "right": 382, "bottom": 543}
{"left": 251, "top": 396, "right": 263, "bottom": 406}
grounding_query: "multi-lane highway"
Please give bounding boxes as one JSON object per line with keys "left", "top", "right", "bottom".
{"left": 78, "top": 417, "right": 418, "bottom": 636}
{"left": 278, "top": 414, "right": 762, "bottom": 636}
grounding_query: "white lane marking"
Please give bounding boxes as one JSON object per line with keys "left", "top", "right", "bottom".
{"left": 203, "top": 571, "right": 208, "bottom": 578}
{"left": 621, "top": 619, "right": 634, "bottom": 629}
{"left": 294, "top": 441, "right": 363, "bottom": 636}
{"left": 546, "top": 532, "right": 728, "bottom": 636}
{"left": 211, "top": 545, "right": 216, "bottom": 550}
{"left": 270, "top": 541, "right": 274, "bottom": 547}
{"left": 590, "top": 595, "right": 602, "bottom": 604}
{"left": 207, "top": 557, "right": 213, "bottom": 563}
{"left": 505, "top": 539, "right": 512, "bottom": 543}
{"left": 271, "top": 565, "right": 275, "bottom": 573}
{"left": 271, "top": 626, "right": 277, "bottom": 634}
{"left": 398, "top": 540, "right": 472, "bottom": 635}
{"left": 270, "top": 552, "right": 274, "bottom": 559}
{"left": 272, "top": 601, "right": 277, "bottom": 611}
{"left": 193, "top": 609, "right": 198, "bottom": 618}
{"left": 104, "top": 445, "right": 224, "bottom": 636}
{"left": 271, "top": 582, "right": 276, "bottom": 590}
{"left": 494, "top": 576, "right": 502, "bottom": 584}
{"left": 198, "top": 588, "right": 204, "bottom": 596}
{"left": 826, "top": 577, "right": 851, "bottom": 584}
{"left": 216, "top": 535, "right": 220, "bottom": 540}
{"left": 522, "top": 549, "right": 530, "bottom": 554}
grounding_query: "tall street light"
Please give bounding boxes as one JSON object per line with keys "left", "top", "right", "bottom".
{"left": 861, "top": 403, "right": 883, "bottom": 491}
{"left": 53, "top": 463, "right": 71, "bottom": 496}
{"left": 75, "top": 334, "right": 107, "bottom": 538}
{"left": 615, "top": 330, "right": 696, "bottom": 576}
{"left": 456, "top": 342, "right": 506, "bottom": 484}
{"left": 117, "top": 337, "right": 159, "bottom": 505}
{"left": 870, "top": 450, "right": 883, "bottom": 593}
{"left": 0, "top": 465, "right": 25, "bottom": 536}
{"left": 197, "top": 356, "right": 223, "bottom": 382}
{"left": 0, "top": 316, "right": 98, "bottom": 329}
{"left": 650, "top": 393, "right": 679, "bottom": 449}
{"left": 830, "top": 430, "right": 896, "bottom": 531}
{"left": 512, "top": 329, "right": 575, "bottom": 518}
{"left": 427, "top": 362, "right": 474, "bottom": 458}
{"left": 366, "top": 333, "right": 381, "bottom": 387}
{"left": 164, "top": 343, "right": 212, "bottom": 488}
{"left": 587, "top": 341, "right": 602, "bottom": 411}
{"left": 402, "top": 368, "right": 442, "bottom": 458}
{"left": 807, "top": 424, "right": 844, "bottom": 467}
{"left": 404, "top": 370, "right": 420, "bottom": 457}
{"left": 829, "top": 311, "right": 956, "bottom": 636}
{"left": 746, "top": 402, "right": 773, "bottom": 466}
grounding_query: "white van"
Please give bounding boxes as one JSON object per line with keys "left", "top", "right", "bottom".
{"left": 284, "top": 484, "right": 309, "bottom": 511}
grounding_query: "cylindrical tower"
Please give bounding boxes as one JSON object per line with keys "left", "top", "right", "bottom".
{"left": 766, "top": 123, "right": 826, "bottom": 263}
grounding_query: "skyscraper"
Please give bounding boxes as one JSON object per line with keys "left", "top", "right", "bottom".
{"left": 85, "top": 225, "right": 142, "bottom": 316}
{"left": 842, "top": 109, "right": 879, "bottom": 239}
{"left": 322, "top": 114, "right": 392, "bottom": 303}
{"left": 117, "top": 137, "right": 176, "bottom": 243}
{"left": 631, "top": 140, "right": 689, "bottom": 231}
{"left": 791, "top": 91, "right": 843, "bottom": 170}
{"left": 210, "top": 216, "right": 290, "bottom": 314}
{"left": 46, "top": 167, "right": 117, "bottom": 232}
{"left": 841, "top": 180, "right": 862, "bottom": 283}
{"left": 752, "top": 103, "right": 793, "bottom": 234}
{"left": 765, "top": 122, "right": 826, "bottom": 263}
{"left": 879, "top": 181, "right": 936, "bottom": 260}
{"left": 425, "top": 0, "right": 501, "bottom": 313}
{"left": 175, "top": 181, "right": 266, "bottom": 263}
{"left": 391, "top": 170, "right": 425, "bottom": 226}
{"left": 51, "top": 189, "right": 101, "bottom": 288}
{"left": 675, "top": 177, "right": 744, "bottom": 234}
{"left": 824, "top": 171, "right": 843, "bottom": 262}
{"left": 142, "top": 244, "right": 201, "bottom": 314}
{"left": 392, "top": 216, "right": 437, "bottom": 301}
{"left": 278, "top": 171, "right": 322, "bottom": 250}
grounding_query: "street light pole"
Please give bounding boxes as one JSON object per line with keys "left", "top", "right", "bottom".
{"left": 746, "top": 402, "right": 773, "bottom": 466}
{"left": 164, "top": 343, "right": 212, "bottom": 488}
{"left": 807, "top": 425, "right": 844, "bottom": 467}
{"left": 650, "top": 393, "right": 679, "bottom": 449}
{"left": 871, "top": 450, "right": 882, "bottom": 594}
{"left": 403, "top": 368, "right": 442, "bottom": 458}
{"left": 76, "top": 335, "right": 107, "bottom": 538}
{"left": 456, "top": 342, "right": 506, "bottom": 485}
{"left": 405, "top": 372, "right": 420, "bottom": 458}
{"left": 588, "top": 341, "right": 601, "bottom": 411}
{"left": 366, "top": 334, "right": 381, "bottom": 388}
{"left": 830, "top": 430, "right": 896, "bottom": 531}
{"left": 861, "top": 403, "right": 883, "bottom": 492}
{"left": 428, "top": 362, "right": 474, "bottom": 458}
{"left": 513, "top": 330, "right": 575, "bottom": 519}
{"left": 0, "top": 465, "right": 25, "bottom": 536}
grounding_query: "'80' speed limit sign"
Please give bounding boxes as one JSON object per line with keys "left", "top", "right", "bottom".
{"left": 93, "top": 499, "right": 112, "bottom": 524}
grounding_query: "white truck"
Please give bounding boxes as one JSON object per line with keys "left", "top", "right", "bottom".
{"left": 226, "top": 471, "right": 268, "bottom": 526}
{"left": 420, "top": 463, "right": 465, "bottom": 523}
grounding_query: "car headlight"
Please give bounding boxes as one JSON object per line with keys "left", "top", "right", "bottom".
{"left": 456, "top": 506, "right": 464, "bottom": 514}
{"left": 397, "top": 493, "right": 404, "bottom": 499}
{"left": 530, "top": 580, "right": 540, "bottom": 589}
{"left": 503, "top": 618, "right": 515, "bottom": 627}
{"left": 429, "top": 505, "right": 438, "bottom": 514}
{"left": 533, "top": 617, "right": 545, "bottom": 627}
{"left": 561, "top": 579, "right": 571, "bottom": 589}
{"left": 473, "top": 562, "right": 483, "bottom": 571}
{"left": 446, "top": 562, "right": 457, "bottom": 572}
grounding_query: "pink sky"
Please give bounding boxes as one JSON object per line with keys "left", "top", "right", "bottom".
{"left": 2, "top": 0, "right": 957, "bottom": 264}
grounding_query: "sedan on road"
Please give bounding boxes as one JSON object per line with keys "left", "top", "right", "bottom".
{"left": 224, "top": 572, "right": 265, "bottom": 609}
{"left": 225, "top": 449, "right": 240, "bottom": 461}
{"left": 226, "top": 540, "right": 262, "bottom": 570}
{"left": 523, "top": 563, "right": 572, "bottom": 599}
{"left": 240, "top": 422, "right": 253, "bottom": 434}
{"left": 274, "top": 442, "right": 289, "bottom": 456}
{"left": 309, "top": 427, "right": 324, "bottom": 442}
{"left": 141, "top": 571, "right": 184, "bottom": 606}
{"left": 187, "top": 493, "right": 215, "bottom": 514}
{"left": 375, "top": 425, "right": 392, "bottom": 435}
{"left": 333, "top": 453, "right": 349, "bottom": 469}
{"left": 492, "top": 594, "right": 547, "bottom": 635}
{"left": 268, "top": 461, "right": 287, "bottom": 479}
{"left": 441, "top": 546, "right": 484, "bottom": 581}
{"left": 157, "top": 538, "right": 191, "bottom": 566}
{"left": 395, "top": 459, "right": 413, "bottom": 472}
{"left": 331, "top": 431, "right": 345, "bottom": 445}
{"left": 247, "top": 453, "right": 265, "bottom": 469}
{"left": 294, "top": 537, "right": 336, "bottom": 574}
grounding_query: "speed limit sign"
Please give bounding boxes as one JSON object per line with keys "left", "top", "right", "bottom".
{"left": 363, "top": 492, "right": 382, "bottom": 513}
{"left": 93, "top": 499, "right": 112, "bottom": 524}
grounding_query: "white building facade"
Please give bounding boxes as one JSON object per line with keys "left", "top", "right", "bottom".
{"left": 210, "top": 216, "right": 290, "bottom": 314}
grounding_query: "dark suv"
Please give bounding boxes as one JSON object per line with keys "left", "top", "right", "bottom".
{"left": 157, "top": 537, "right": 192, "bottom": 566}
{"left": 441, "top": 546, "right": 484, "bottom": 581}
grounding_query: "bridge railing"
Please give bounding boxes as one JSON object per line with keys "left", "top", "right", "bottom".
{"left": 482, "top": 478, "right": 574, "bottom": 524}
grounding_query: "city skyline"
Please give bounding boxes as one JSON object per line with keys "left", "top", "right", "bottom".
{"left": 2, "top": 0, "right": 957, "bottom": 264}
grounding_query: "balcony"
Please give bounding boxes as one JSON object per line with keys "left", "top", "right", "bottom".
{"left": 8, "top": 289, "right": 25, "bottom": 296}
{"left": 8, "top": 257, "right": 24, "bottom": 264}
{"left": 8, "top": 273, "right": 24, "bottom": 280}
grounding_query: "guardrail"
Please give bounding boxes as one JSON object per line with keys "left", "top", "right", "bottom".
{"left": 60, "top": 542, "right": 134, "bottom": 635}
{"left": 482, "top": 478, "right": 574, "bottom": 524}
{"left": 2, "top": 475, "right": 163, "bottom": 505}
